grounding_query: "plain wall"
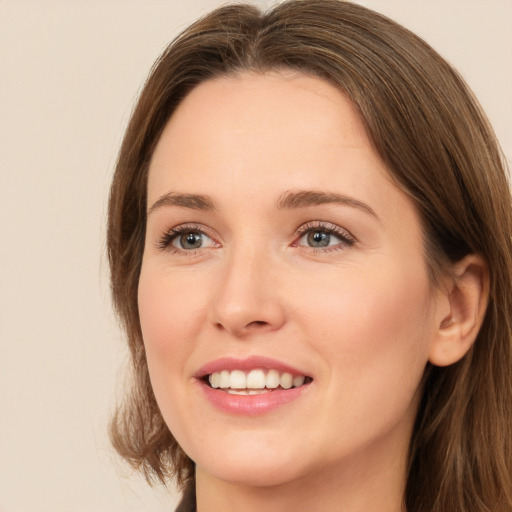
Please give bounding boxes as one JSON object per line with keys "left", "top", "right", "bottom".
{"left": 1, "top": 1, "right": 510, "bottom": 511}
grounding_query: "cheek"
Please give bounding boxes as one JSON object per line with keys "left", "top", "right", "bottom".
{"left": 298, "top": 259, "right": 432, "bottom": 334}
{"left": 137, "top": 267, "right": 207, "bottom": 382}
{"left": 291, "top": 263, "right": 434, "bottom": 457}
{"left": 137, "top": 265, "right": 214, "bottom": 451}
{"left": 294, "top": 261, "right": 434, "bottom": 393}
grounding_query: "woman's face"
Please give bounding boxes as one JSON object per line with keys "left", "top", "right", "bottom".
{"left": 139, "top": 72, "right": 444, "bottom": 488}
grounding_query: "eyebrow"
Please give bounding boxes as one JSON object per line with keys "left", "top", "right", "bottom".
{"left": 277, "top": 190, "right": 378, "bottom": 218}
{"left": 147, "top": 189, "right": 378, "bottom": 219}
{"left": 147, "top": 192, "right": 216, "bottom": 215}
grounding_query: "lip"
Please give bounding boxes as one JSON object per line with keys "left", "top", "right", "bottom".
{"left": 195, "top": 355, "right": 310, "bottom": 378}
{"left": 194, "top": 356, "right": 313, "bottom": 416}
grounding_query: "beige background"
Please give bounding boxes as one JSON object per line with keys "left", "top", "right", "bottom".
{"left": 1, "top": 1, "right": 510, "bottom": 511}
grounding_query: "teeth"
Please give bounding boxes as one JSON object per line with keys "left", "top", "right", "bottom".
{"left": 230, "top": 370, "right": 246, "bottom": 389}
{"left": 280, "top": 372, "right": 293, "bottom": 389}
{"left": 293, "top": 375, "right": 305, "bottom": 387}
{"left": 208, "top": 368, "right": 308, "bottom": 391}
{"left": 227, "top": 389, "right": 270, "bottom": 395}
{"left": 219, "top": 370, "right": 230, "bottom": 389}
{"left": 210, "top": 372, "right": 220, "bottom": 388}
{"left": 266, "top": 369, "right": 280, "bottom": 389}
{"left": 246, "top": 369, "right": 266, "bottom": 389}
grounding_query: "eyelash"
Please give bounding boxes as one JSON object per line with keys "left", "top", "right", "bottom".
{"left": 294, "top": 221, "right": 356, "bottom": 252}
{"left": 156, "top": 224, "right": 213, "bottom": 254}
{"left": 156, "top": 221, "right": 356, "bottom": 255}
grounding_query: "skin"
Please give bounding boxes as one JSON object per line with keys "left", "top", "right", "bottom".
{"left": 138, "top": 71, "right": 481, "bottom": 512}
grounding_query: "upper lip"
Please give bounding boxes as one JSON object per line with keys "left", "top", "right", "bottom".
{"left": 195, "top": 355, "right": 311, "bottom": 379}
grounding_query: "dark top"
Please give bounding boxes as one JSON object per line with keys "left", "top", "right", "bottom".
{"left": 174, "top": 483, "right": 196, "bottom": 512}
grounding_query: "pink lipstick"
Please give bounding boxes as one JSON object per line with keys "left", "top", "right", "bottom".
{"left": 195, "top": 356, "right": 312, "bottom": 416}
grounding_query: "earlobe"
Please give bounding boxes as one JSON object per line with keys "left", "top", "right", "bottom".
{"left": 428, "top": 255, "right": 489, "bottom": 367}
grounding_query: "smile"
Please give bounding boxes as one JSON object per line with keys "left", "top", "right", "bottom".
{"left": 196, "top": 356, "right": 313, "bottom": 415}
{"left": 208, "top": 369, "right": 311, "bottom": 394}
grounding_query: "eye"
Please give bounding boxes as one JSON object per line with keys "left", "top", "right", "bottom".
{"left": 295, "top": 222, "right": 355, "bottom": 251}
{"left": 173, "top": 230, "right": 208, "bottom": 250}
{"left": 303, "top": 230, "right": 335, "bottom": 248}
{"left": 157, "top": 225, "right": 218, "bottom": 253}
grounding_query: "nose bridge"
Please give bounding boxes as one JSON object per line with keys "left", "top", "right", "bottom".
{"left": 209, "top": 237, "right": 285, "bottom": 335}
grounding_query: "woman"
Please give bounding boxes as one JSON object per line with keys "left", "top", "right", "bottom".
{"left": 107, "top": 1, "right": 512, "bottom": 510}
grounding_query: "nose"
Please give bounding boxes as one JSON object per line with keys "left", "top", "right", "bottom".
{"left": 208, "top": 243, "right": 286, "bottom": 337}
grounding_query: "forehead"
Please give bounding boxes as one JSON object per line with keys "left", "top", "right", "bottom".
{"left": 148, "top": 71, "right": 388, "bottom": 198}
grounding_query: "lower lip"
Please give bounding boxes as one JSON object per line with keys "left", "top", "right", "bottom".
{"left": 198, "top": 381, "right": 310, "bottom": 416}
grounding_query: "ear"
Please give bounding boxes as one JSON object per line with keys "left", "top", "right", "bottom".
{"left": 429, "top": 254, "right": 489, "bottom": 367}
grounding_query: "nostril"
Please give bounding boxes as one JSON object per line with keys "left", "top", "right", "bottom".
{"left": 214, "top": 319, "right": 269, "bottom": 335}
{"left": 247, "top": 320, "right": 268, "bottom": 328}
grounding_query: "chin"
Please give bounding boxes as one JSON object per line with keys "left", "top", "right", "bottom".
{"left": 198, "top": 457, "right": 308, "bottom": 488}
{"left": 189, "top": 435, "right": 311, "bottom": 488}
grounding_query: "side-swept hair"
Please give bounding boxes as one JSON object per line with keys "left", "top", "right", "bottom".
{"left": 107, "top": 1, "right": 512, "bottom": 510}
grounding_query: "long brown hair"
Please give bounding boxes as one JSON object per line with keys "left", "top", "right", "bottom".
{"left": 107, "top": 1, "right": 512, "bottom": 510}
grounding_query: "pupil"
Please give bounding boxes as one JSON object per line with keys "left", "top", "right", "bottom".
{"left": 181, "top": 232, "right": 202, "bottom": 249}
{"left": 308, "top": 230, "right": 330, "bottom": 247}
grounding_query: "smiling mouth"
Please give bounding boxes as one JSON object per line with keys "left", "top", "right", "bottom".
{"left": 204, "top": 368, "right": 313, "bottom": 395}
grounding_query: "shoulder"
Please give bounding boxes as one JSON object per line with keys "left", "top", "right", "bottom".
{"left": 174, "top": 483, "right": 196, "bottom": 512}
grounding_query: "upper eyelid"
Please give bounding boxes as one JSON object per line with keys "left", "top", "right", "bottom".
{"left": 166, "top": 222, "right": 220, "bottom": 243}
{"left": 155, "top": 223, "right": 214, "bottom": 250}
{"left": 296, "top": 221, "right": 356, "bottom": 240}
{"left": 165, "top": 223, "right": 216, "bottom": 238}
